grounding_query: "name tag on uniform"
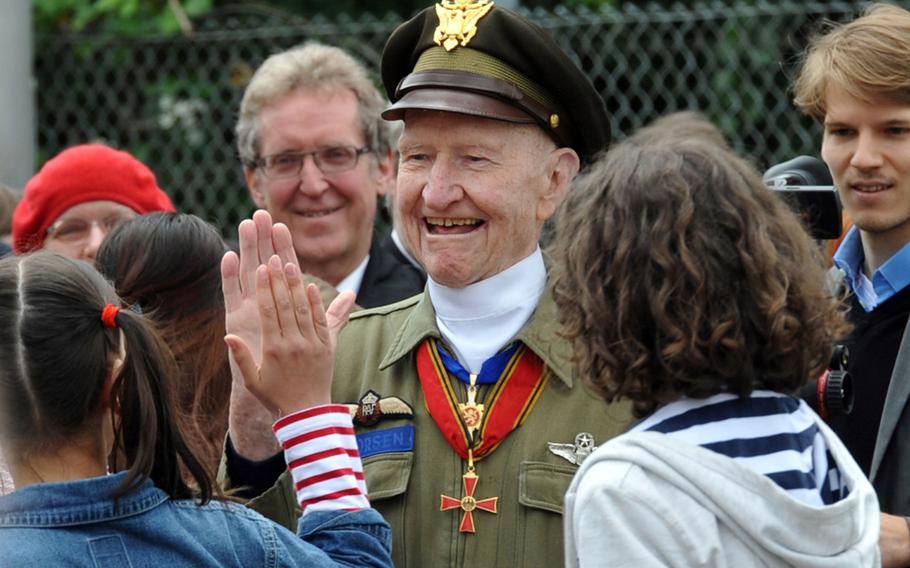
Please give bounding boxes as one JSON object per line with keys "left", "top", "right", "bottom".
{"left": 357, "top": 424, "right": 415, "bottom": 459}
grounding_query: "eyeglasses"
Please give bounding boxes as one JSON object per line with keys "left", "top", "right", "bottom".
{"left": 45, "top": 214, "right": 134, "bottom": 243}
{"left": 254, "top": 146, "right": 371, "bottom": 180}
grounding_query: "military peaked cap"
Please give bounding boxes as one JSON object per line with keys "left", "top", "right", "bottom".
{"left": 381, "top": 0, "right": 610, "bottom": 164}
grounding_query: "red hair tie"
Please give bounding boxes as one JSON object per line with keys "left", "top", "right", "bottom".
{"left": 101, "top": 304, "right": 121, "bottom": 329}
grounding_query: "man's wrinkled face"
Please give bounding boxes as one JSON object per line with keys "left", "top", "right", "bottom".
{"left": 396, "top": 111, "right": 574, "bottom": 288}
{"left": 246, "top": 88, "right": 392, "bottom": 284}
{"left": 822, "top": 85, "right": 910, "bottom": 249}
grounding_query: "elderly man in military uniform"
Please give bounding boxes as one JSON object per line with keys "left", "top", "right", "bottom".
{"left": 221, "top": 1, "right": 631, "bottom": 566}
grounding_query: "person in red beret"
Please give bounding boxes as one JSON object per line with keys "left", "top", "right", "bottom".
{"left": 12, "top": 144, "right": 175, "bottom": 261}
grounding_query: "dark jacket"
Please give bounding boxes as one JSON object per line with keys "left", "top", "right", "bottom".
{"left": 356, "top": 235, "right": 425, "bottom": 309}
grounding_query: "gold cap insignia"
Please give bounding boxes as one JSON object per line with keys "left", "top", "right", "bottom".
{"left": 549, "top": 114, "right": 560, "bottom": 129}
{"left": 434, "top": 0, "right": 495, "bottom": 52}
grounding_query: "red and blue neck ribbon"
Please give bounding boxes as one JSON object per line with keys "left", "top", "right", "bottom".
{"left": 435, "top": 342, "right": 521, "bottom": 385}
{"left": 416, "top": 338, "right": 549, "bottom": 460}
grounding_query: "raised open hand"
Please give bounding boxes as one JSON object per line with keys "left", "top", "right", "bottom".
{"left": 222, "top": 210, "right": 299, "bottom": 365}
{"left": 222, "top": 209, "right": 326, "bottom": 458}
{"left": 225, "top": 255, "right": 356, "bottom": 416}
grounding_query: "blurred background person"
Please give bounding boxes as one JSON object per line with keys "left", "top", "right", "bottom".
{"left": 624, "top": 110, "right": 731, "bottom": 148}
{"left": 554, "top": 138, "right": 879, "bottom": 566}
{"left": 228, "top": 41, "right": 427, "bottom": 475}
{"left": 12, "top": 143, "right": 175, "bottom": 261}
{"left": 95, "top": 212, "right": 230, "bottom": 477}
{"left": 236, "top": 42, "right": 425, "bottom": 309}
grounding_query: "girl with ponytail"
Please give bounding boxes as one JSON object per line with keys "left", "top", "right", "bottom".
{"left": 0, "top": 251, "right": 390, "bottom": 566}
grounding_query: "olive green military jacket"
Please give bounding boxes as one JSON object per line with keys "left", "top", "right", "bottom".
{"left": 234, "top": 288, "right": 631, "bottom": 568}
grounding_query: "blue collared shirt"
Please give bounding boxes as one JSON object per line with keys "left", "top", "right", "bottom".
{"left": 834, "top": 226, "right": 910, "bottom": 312}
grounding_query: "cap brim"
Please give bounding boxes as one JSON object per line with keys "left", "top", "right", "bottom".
{"left": 382, "top": 88, "right": 536, "bottom": 124}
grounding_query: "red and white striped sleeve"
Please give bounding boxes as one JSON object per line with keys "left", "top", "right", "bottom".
{"left": 273, "top": 404, "right": 369, "bottom": 514}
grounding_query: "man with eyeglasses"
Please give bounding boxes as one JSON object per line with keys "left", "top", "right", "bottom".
{"left": 225, "top": 42, "right": 427, "bottom": 475}
{"left": 12, "top": 144, "right": 175, "bottom": 261}
{"left": 235, "top": 42, "right": 425, "bottom": 310}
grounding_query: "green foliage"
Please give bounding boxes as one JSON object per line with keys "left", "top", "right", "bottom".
{"left": 34, "top": 0, "right": 214, "bottom": 37}
{"left": 259, "top": 0, "right": 426, "bottom": 18}
{"left": 522, "top": 0, "right": 613, "bottom": 7}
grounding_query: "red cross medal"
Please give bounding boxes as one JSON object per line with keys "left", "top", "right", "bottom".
{"left": 417, "top": 340, "right": 549, "bottom": 534}
{"left": 440, "top": 465, "right": 498, "bottom": 533}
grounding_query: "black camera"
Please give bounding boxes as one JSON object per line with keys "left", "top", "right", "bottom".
{"left": 762, "top": 156, "right": 843, "bottom": 240}
{"left": 800, "top": 345, "right": 853, "bottom": 419}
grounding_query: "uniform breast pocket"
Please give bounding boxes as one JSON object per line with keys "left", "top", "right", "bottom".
{"left": 515, "top": 461, "right": 577, "bottom": 567}
{"left": 360, "top": 432, "right": 414, "bottom": 564}
{"left": 358, "top": 424, "right": 415, "bottom": 500}
{"left": 362, "top": 452, "right": 413, "bottom": 500}
{"left": 519, "top": 461, "right": 577, "bottom": 514}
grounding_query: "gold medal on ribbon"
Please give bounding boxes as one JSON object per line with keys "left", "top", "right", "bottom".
{"left": 459, "top": 373, "right": 485, "bottom": 436}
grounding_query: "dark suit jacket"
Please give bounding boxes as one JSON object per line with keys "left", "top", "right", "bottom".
{"left": 355, "top": 235, "right": 425, "bottom": 309}
{"left": 870, "top": 316, "right": 910, "bottom": 516}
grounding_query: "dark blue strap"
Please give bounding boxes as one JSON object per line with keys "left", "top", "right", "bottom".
{"left": 436, "top": 341, "right": 521, "bottom": 385}
{"left": 701, "top": 425, "right": 817, "bottom": 458}
{"left": 646, "top": 396, "right": 800, "bottom": 433}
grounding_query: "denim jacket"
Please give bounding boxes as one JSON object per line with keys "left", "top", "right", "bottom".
{"left": 0, "top": 472, "right": 391, "bottom": 567}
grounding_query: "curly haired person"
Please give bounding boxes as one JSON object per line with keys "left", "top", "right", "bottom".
{"left": 553, "top": 137, "right": 879, "bottom": 567}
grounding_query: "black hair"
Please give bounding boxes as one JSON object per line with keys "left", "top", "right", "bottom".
{"left": 96, "top": 213, "right": 230, "bottom": 475}
{"left": 0, "top": 252, "right": 214, "bottom": 502}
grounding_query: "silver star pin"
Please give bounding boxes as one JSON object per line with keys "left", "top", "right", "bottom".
{"left": 548, "top": 432, "right": 597, "bottom": 465}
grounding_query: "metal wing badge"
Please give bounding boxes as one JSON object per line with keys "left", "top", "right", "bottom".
{"left": 547, "top": 432, "right": 598, "bottom": 465}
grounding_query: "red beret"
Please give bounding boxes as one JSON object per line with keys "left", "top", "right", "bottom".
{"left": 13, "top": 144, "right": 176, "bottom": 253}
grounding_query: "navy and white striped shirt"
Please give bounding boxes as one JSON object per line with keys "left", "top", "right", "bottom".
{"left": 630, "top": 391, "right": 849, "bottom": 506}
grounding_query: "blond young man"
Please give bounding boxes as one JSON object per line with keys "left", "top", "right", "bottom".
{"left": 794, "top": 4, "right": 910, "bottom": 566}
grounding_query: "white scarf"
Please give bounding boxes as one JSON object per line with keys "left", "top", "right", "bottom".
{"left": 428, "top": 248, "right": 546, "bottom": 373}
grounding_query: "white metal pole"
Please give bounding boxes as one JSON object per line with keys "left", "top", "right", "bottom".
{"left": 0, "top": 1, "right": 35, "bottom": 189}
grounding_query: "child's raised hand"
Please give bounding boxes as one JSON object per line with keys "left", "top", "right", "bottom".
{"left": 225, "top": 255, "right": 356, "bottom": 416}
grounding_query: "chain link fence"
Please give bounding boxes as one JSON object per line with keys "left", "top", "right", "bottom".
{"left": 34, "top": 1, "right": 881, "bottom": 238}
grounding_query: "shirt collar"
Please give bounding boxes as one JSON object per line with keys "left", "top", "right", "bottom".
{"left": 390, "top": 229, "right": 422, "bottom": 270}
{"left": 336, "top": 254, "right": 370, "bottom": 296}
{"left": 427, "top": 248, "right": 547, "bottom": 372}
{"left": 428, "top": 248, "right": 545, "bottom": 320}
{"left": 833, "top": 227, "right": 875, "bottom": 310}
{"left": 876, "top": 239, "right": 910, "bottom": 294}
{"left": 379, "top": 250, "right": 574, "bottom": 387}
{"left": 833, "top": 226, "right": 864, "bottom": 283}
{"left": 834, "top": 226, "right": 910, "bottom": 310}
{"left": 0, "top": 472, "right": 167, "bottom": 527}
